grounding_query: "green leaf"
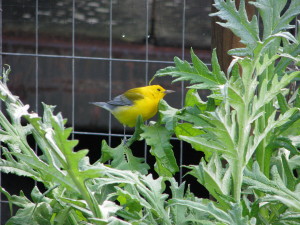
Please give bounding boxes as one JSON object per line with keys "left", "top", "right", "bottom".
{"left": 155, "top": 49, "right": 226, "bottom": 90}
{"left": 244, "top": 162, "right": 300, "bottom": 211}
{"left": 0, "top": 186, "right": 13, "bottom": 217}
{"left": 0, "top": 157, "right": 41, "bottom": 181}
{"left": 179, "top": 106, "right": 238, "bottom": 161}
{"left": 211, "top": 0, "right": 259, "bottom": 55}
{"left": 158, "top": 99, "right": 179, "bottom": 131}
{"left": 141, "top": 124, "right": 179, "bottom": 177}
{"left": 211, "top": 48, "right": 227, "bottom": 84}
{"left": 51, "top": 206, "right": 74, "bottom": 225}
{"left": 123, "top": 115, "right": 145, "bottom": 148}
{"left": 38, "top": 103, "right": 104, "bottom": 218}
{"left": 92, "top": 166, "right": 171, "bottom": 224}
{"left": 6, "top": 199, "right": 52, "bottom": 225}
{"left": 269, "top": 137, "right": 299, "bottom": 155}
{"left": 227, "top": 77, "right": 245, "bottom": 110}
{"left": 274, "top": 110, "right": 300, "bottom": 138}
{"left": 248, "top": 108, "right": 299, "bottom": 162}
{"left": 175, "top": 123, "right": 205, "bottom": 140}
{"left": 59, "top": 197, "right": 93, "bottom": 217}
{"left": 184, "top": 89, "right": 207, "bottom": 110}
{"left": 275, "top": 44, "right": 300, "bottom": 75}
{"left": 100, "top": 140, "right": 149, "bottom": 175}
{"left": 11, "top": 152, "right": 75, "bottom": 191}
{"left": 175, "top": 121, "right": 211, "bottom": 157}
{"left": 253, "top": 72, "right": 300, "bottom": 113}
{"left": 190, "top": 49, "right": 223, "bottom": 86}
{"left": 116, "top": 188, "right": 143, "bottom": 213}
{"left": 176, "top": 105, "right": 206, "bottom": 126}
{"left": 31, "top": 186, "right": 52, "bottom": 204}
{"left": 274, "top": 0, "right": 300, "bottom": 34}
{"left": 280, "top": 155, "right": 298, "bottom": 191}
{"left": 277, "top": 93, "right": 290, "bottom": 114}
{"left": 170, "top": 198, "right": 249, "bottom": 225}
{"left": 187, "top": 154, "right": 232, "bottom": 209}
{"left": 289, "top": 155, "right": 300, "bottom": 170}
{"left": 168, "top": 178, "right": 187, "bottom": 223}
{"left": 179, "top": 134, "right": 231, "bottom": 157}
{"left": 90, "top": 216, "right": 132, "bottom": 225}
{"left": 250, "top": 0, "right": 288, "bottom": 39}
{"left": 275, "top": 211, "right": 300, "bottom": 224}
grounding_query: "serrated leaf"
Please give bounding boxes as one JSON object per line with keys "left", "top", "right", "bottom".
{"left": 155, "top": 49, "right": 225, "bottom": 90}
{"left": 254, "top": 72, "right": 300, "bottom": 113}
{"left": 168, "top": 180, "right": 189, "bottom": 225}
{"left": 269, "top": 137, "right": 299, "bottom": 155}
{"left": 184, "top": 89, "right": 207, "bottom": 110}
{"left": 211, "top": 48, "right": 227, "bottom": 84}
{"left": 187, "top": 154, "right": 232, "bottom": 209}
{"left": 177, "top": 105, "right": 210, "bottom": 127}
{"left": 211, "top": 0, "right": 259, "bottom": 55}
{"left": 141, "top": 124, "right": 178, "bottom": 176}
{"left": 11, "top": 152, "right": 75, "bottom": 191}
{"left": 275, "top": 44, "right": 300, "bottom": 75}
{"left": 158, "top": 99, "right": 179, "bottom": 131}
{"left": 277, "top": 93, "right": 290, "bottom": 113}
{"left": 170, "top": 198, "right": 249, "bottom": 225}
{"left": 0, "top": 186, "right": 13, "bottom": 217}
{"left": 30, "top": 186, "right": 52, "bottom": 204}
{"left": 247, "top": 108, "right": 299, "bottom": 162}
{"left": 191, "top": 49, "right": 221, "bottom": 86}
{"left": 244, "top": 162, "right": 300, "bottom": 211}
{"left": 175, "top": 123, "right": 205, "bottom": 139}
{"left": 6, "top": 201, "right": 52, "bottom": 225}
{"left": 179, "top": 135, "right": 233, "bottom": 158}
{"left": 116, "top": 188, "right": 143, "bottom": 213}
{"left": 0, "top": 158, "right": 41, "bottom": 181}
{"left": 281, "top": 154, "right": 298, "bottom": 190}
{"left": 60, "top": 197, "right": 92, "bottom": 217}
{"left": 276, "top": 211, "right": 300, "bottom": 224}
{"left": 228, "top": 47, "right": 252, "bottom": 56}
{"left": 274, "top": 0, "right": 300, "bottom": 34}
{"left": 100, "top": 140, "right": 149, "bottom": 175}
{"left": 250, "top": 0, "right": 288, "bottom": 39}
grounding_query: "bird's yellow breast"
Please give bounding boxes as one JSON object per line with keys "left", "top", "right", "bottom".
{"left": 112, "top": 96, "right": 160, "bottom": 127}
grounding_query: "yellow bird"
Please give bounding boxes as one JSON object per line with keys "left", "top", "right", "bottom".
{"left": 90, "top": 85, "right": 174, "bottom": 127}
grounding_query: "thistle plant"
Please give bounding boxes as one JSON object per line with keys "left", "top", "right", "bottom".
{"left": 0, "top": 0, "right": 300, "bottom": 224}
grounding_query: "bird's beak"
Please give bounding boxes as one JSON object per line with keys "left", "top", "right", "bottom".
{"left": 164, "top": 90, "right": 175, "bottom": 94}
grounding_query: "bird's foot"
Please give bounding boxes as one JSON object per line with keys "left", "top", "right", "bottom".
{"left": 122, "top": 136, "right": 128, "bottom": 145}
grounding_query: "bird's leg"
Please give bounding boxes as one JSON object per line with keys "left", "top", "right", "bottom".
{"left": 123, "top": 125, "right": 127, "bottom": 145}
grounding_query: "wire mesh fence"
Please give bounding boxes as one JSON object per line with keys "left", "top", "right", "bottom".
{"left": 0, "top": 0, "right": 211, "bottom": 223}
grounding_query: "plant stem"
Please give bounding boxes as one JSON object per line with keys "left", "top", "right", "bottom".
{"left": 232, "top": 160, "right": 243, "bottom": 202}
{"left": 67, "top": 168, "right": 103, "bottom": 219}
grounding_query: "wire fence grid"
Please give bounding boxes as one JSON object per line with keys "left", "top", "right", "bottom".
{"left": 2, "top": 1, "right": 299, "bottom": 224}
{"left": 0, "top": 0, "right": 214, "bottom": 223}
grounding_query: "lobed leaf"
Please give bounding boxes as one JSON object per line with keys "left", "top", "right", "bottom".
{"left": 100, "top": 140, "right": 149, "bottom": 175}
{"left": 211, "top": 0, "right": 259, "bottom": 55}
{"left": 141, "top": 124, "right": 179, "bottom": 177}
{"left": 244, "top": 162, "right": 300, "bottom": 211}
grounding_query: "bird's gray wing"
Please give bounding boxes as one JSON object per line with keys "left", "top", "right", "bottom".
{"left": 91, "top": 92, "right": 144, "bottom": 111}
{"left": 90, "top": 96, "right": 131, "bottom": 111}
{"left": 107, "top": 94, "right": 134, "bottom": 106}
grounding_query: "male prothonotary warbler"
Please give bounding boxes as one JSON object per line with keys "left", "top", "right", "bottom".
{"left": 90, "top": 85, "right": 174, "bottom": 127}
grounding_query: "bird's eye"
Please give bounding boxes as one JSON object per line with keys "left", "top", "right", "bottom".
{"left": 157, "top": 88, "right": 161, "bottom": 91}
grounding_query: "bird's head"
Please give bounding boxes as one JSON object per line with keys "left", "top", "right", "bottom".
{"left": 149, "top": 85, "right": 175, "bottom": 100}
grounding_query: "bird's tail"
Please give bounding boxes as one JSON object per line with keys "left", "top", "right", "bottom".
{"left": 89, "top": 102, "right": 113, "bottom": 112}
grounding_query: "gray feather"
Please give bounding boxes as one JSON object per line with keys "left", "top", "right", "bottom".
{"left": 89, "top": 102, "right": 114, "bottom": 111}
{"left": 107, "top": 95, "right": 133, "bottom": 106}
{"left": 90, "top": 94, "right": 133, "bottom": 112}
